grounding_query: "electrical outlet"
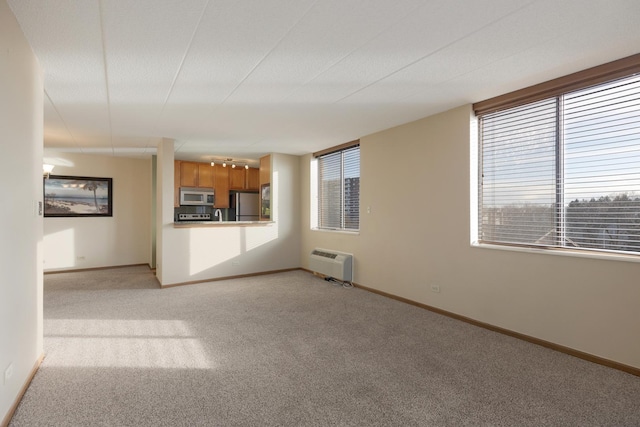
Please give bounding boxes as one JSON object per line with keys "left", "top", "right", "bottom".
{"left": 4, "top": 363, "right": 14, "bottom": 385}
{"left": 76, "top": 256, "right": 86, "bottom": 261}
{"left": 232, "top": 260, "right": 240, "bottom": 266}
{"left": 430, "top": 284, "right": 441, "bottom": 293}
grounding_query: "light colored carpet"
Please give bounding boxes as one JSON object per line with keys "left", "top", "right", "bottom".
{"left": 10, "top": 266, "right": 640, "bottom": 426}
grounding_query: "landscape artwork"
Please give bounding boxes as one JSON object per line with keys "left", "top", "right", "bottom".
{"left": 44, "top": 176, "right": 113, "bottom": 217}
{"left": 261, "top": 183, "right": 270, "bottom": 220}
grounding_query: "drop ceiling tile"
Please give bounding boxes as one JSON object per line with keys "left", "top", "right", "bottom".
{"left": 9, "top": 0, "right": 640, "bottom": 159}
{"left": 439, "top": 11, "right": 640, "bottom": 106}
{"left": 284, "top": 0, "right": 532, "bottom": 105}
{"left": 8, "top": 1, "right": 109, "bottom": 110}
{"left": 8, "top": 0, "right": 113, "bottom": 154}
{"left": 109, "top": 106, "right": 168, "bottom": 138}
{"left": 341, "top": 0, "right": 640, "bottom": 105}
{"left": 224, "top": 0, "right": 428, "bottom": 104}
{"left": 101, "top": 0, "right": 207, "bottom": 106}
{"left": 167, "top": 0, "right": 316, "bottom": 105}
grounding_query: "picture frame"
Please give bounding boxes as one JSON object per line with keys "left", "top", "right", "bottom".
{"left": 44, "top": 175, "right": 113, "bottom": 217}
{"left": 260, "top": 183, "right": 270, "bottom": 220}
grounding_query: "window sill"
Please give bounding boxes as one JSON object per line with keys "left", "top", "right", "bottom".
{"left": 311, "top": 227, "right": 360, "bottom": 236}
{"left": 471, "top": 241, "right": 640, "bottom": 264}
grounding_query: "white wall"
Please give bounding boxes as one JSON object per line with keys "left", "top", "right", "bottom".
{"left": 0, "top": 0, "right": 44, "bottom": 422}
{"left": 43, "top": 151, "right": 152, "bottom": 271}
{"left": 301, "top": 105, "right": 640, "bottom": 369}
{"left": 157, "top": 145, "right": 301, "bottom": 286}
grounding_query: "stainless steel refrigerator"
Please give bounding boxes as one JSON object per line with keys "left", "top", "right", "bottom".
{"left": 232, "top": 192, "right": 260, "bottom": 221}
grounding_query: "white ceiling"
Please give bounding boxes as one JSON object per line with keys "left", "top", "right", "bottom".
{"left": 8, "top": 0, "right": 640, "bottom": 163}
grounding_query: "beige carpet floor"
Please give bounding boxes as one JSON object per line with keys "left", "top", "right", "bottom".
{"left": 10, "top": 266, "right": 640, "bottom": 426}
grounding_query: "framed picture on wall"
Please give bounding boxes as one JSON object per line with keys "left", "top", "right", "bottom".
{"left": 260, "top": 183, "right": 270, "bottom": 220}
{"left": 44, "top": 175, "right": 113, "bottom": 217}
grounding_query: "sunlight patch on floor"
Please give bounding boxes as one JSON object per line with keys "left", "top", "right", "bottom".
{"left": 45, "top": 319, "right": 212, "bottom": 369}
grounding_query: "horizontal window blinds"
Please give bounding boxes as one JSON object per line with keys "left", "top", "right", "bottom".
{"left": 343, "top": 147, "right": 360, "bottom": 230}
{"left": 563, "top": 76, "right": 640, "bottom": 252}
{"left": 318, "top": 145, "right": 360, "bottom": 231}
{"left": 479, "top": 73, "right": 640, "bottom": 255}
{"left": 481, "top": 99, "right": 558, "bottom": 246}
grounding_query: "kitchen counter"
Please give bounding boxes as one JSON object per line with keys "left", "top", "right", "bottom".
{"left": 173, "top": 221, "right": 273, "bottom": 228}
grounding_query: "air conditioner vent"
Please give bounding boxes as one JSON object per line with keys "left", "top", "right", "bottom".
{"left": 309, "top": 248, "right": 353, "bottom": 282}
{"left": 311, "top": 250, "right": 337, "bottom": 259}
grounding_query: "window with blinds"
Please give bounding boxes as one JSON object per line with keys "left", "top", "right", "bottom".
{"left": 317, "top": 145, "right": 360, "bottom": 231}
{"left": 479, "top": 73, "right": 640, "bottom": 255}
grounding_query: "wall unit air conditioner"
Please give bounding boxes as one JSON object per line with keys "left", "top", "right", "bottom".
{"left": 309, "top": 248, "right": 353, "bottom": 282}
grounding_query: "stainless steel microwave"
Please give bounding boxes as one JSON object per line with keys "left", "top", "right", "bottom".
{"left": 180, "top": 187, "right": 215, "bottom": 206}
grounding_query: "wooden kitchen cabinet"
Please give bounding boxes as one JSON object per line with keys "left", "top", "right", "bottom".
{"left": 175, "top": 160, "right": 215, "bottom": 207}
{"left": 246, "top": 167, "right": 259, "bottom": 190}
{"left": 198, "top": 163, "right": 214, "bottom": 188}
{"left": 178, "top": 161, "right": 214, "bottom": 188}
{"left": 229, "top": 167, "right": 246, "bottom": 190}
{"left": 214, "top": 165, "right": 230, "bottom": 208}
{"left": 259, "top": 155, "right": 270, "bottom": 186}
{"left": 180, "top": 162, "right": 199, "bottom": 187}
{"left": 174, "top": 161, "right": 181, "bottom": 207}
{"left": 229, "top": 167, "right": 260, "bottom": 191}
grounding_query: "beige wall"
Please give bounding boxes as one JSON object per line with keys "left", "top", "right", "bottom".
{"left": 301, "top": 104, "right": 640, "bottom": 369}
{"left": 43, "top": 151, "right": 152, "bottom": 271}
{"left": 157, "top": 144, "right": 301, "bottom": 286}
{"left": 0, "top": 0, "right": 44, "bottom": 421}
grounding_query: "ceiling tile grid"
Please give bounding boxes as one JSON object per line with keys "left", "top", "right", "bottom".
{"left": 8, "top": 0, "right": 640, "bottom": 160}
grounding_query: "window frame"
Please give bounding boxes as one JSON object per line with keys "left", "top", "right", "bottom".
{"left": 312, "top": 140, "right": 360, "bottom": 232}
{"left": 473, "top": 54, "right": 640, "bottom": 259}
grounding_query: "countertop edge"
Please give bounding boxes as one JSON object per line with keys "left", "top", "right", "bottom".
{"left": 173, "top": 221, "right": 275, "bottom": 228}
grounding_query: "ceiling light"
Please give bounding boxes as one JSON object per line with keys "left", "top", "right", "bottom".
{"left": 43, "top": 164, "right": 54, "bottom": 178}
{"left": 211, "top": 157, "right": 250, "bottom": 169}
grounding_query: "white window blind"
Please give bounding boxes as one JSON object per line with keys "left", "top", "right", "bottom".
{"left": 317, "top": 145, "right": 360, "bottom": 231}
{"left": 479, "top": 73, "right": 640, "bottom": 255}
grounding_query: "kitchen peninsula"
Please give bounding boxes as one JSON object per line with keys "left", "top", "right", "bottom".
{"left": 156, "top": 142, "right": 299, "bottom": 288}
{"left": 173, "top": 221, "right": 272, "bottom": 228}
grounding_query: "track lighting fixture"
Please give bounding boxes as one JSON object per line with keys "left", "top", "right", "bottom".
{"left": 209, "top": 157, "right": 251, "bottom": 169}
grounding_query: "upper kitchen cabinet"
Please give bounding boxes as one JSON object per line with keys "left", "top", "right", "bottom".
{"left": 246, "top": 167, "right": 259, "bottom": 191}
{"left": 214, "top": 165, "right": 230, "bottom": 208}
{"left": 259, "top": 155, "right": 271, "bottom": 186}
{"left": 180, "top": 161, "right": 198, "bottom": 187}
{"left": 198, "top": 163, "right": 214, "bottom": 188}
{"left": 229, "top": 167, "right": 260, "bottom": 191}
{"left": 229, "top": 167, "right": 246, "bottom": 190}
{"left": 179, "top": 161, "right": 214, "bottom": 189}
{"left": 174, "top": 161, "right": 181, "bottom": 207}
